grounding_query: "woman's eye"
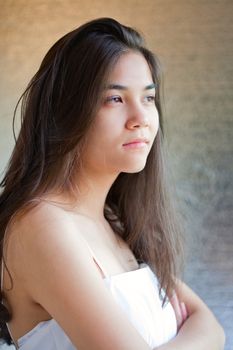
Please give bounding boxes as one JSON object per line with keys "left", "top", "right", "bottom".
{"left": 145, "top": 95, "right": 156, "bottom": 103}
{"left": 105, "top": 96, "right": 123, "bottom": 104}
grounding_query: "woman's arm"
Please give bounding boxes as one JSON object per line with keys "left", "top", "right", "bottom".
{"left": 12, "top": 203, "right": 153, "bottom": 350}
{"left": 155, "top": 281, "right": 225, "bottom": 350}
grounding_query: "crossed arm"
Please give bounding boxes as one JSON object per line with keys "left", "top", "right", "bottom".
{"left": 156, "top": 282, "right": 225, "bottom": 350}
{"left": 13, "top": 204, "right": 225, "bottom": 350}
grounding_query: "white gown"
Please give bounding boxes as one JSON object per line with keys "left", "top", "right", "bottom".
{"left": 12, "top": 263, "right": 177, "bottom": 349}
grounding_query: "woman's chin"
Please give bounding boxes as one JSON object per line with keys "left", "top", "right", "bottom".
{"left": 122, "top": 161, "right": 147, "bottom": 174}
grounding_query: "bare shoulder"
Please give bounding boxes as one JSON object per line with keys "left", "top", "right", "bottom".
{"left": 11, "top": 200, "right": 77, "bottom": 235}
{"left": 5, "top": 200, "right": 92, "bottom": 286}
{"left": 8, "top": 200, "right": 85, "bottom": 246}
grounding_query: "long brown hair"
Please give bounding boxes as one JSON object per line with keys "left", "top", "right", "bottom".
{"left": 0, "top": 18, "right": 183, "bottom": 343}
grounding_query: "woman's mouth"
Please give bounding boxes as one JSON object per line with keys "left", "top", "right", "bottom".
{"left": 122, "top": 138, "right": 149, "bottom": 149}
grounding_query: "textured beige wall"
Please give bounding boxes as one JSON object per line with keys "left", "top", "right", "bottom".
{"left": 0, "top": 1, "right": 233, "bottom": 348}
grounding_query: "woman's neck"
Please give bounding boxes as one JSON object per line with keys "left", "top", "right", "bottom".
{"left": 63, "top": 170, "right": 119, "bottom": 223}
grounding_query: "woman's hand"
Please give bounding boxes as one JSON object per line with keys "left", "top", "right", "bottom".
{"left": 155, "top": 282, "right": 225, "bottom": 350}
{"left": 170, "top": 292, "right": 189, "bottom": 331}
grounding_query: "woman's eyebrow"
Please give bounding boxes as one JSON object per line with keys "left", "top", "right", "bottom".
{"left": 105, "top": 83, "right": 157, "bottom": 91}
{"left": 144, "top": 83, "right": 157, "bottom": 90}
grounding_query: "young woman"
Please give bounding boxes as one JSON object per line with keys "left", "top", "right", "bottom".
{"left": 0, "top": 18, "right": 225, "bottom": 350}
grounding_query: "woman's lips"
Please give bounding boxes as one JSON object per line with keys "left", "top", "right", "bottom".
{"left": 122, "top": 139, "right": 149, "bottom": 149}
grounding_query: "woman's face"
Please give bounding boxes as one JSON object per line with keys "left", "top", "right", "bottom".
{"left": 82, "top": 51, "right": 159, "bottom": 177}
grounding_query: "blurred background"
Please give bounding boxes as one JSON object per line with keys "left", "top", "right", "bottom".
{"left": 0, "top": 0, "right": 232, "bottom": 349}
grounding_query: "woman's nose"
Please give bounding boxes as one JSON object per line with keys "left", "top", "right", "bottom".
{"left": 125, "top": 107, "right": 149, "bottom": 129}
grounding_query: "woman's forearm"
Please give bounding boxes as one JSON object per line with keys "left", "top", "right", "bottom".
{"left": 154, "top": 309, "right": 225, "bottom": 350}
